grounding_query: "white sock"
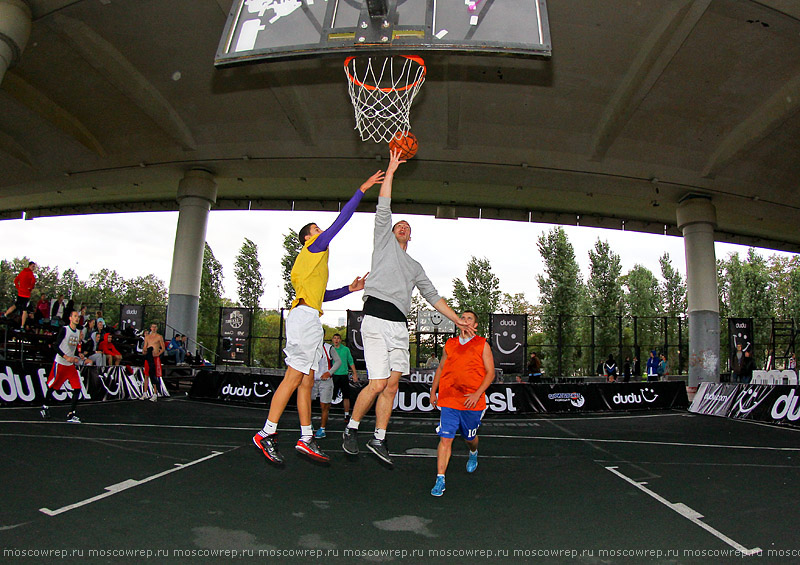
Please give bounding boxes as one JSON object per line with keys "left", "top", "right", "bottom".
{"left": 470, "top": 449, "right": 478, "bottom": 456}
{"left": 344, "top": 412, "right": 350, "bottom": 418}
{"left": 262, "top": 420, "right": 278, "bottom": 436}
{"left": 347, "top": 419, "right": 360, "bottom": 430}
{"left": 374, "top": 428, "right": 386, "bottom": 441}
{"left": 437, "top": 474, "right": 445, "bottom": 479}
{"left": 300, "top": 425, "right": 313, "bottom": 442}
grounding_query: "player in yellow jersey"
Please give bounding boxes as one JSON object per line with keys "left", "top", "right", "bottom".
{"left": 253, "top": 168, "right": 384, "bottom": 464}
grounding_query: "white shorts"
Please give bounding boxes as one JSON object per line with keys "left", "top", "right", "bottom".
{"left": 283, "top": 305, "right": 324, "bottom": 374}
{"left": 312, "top": 378, "right": 334, "bottom": 403}
{"left": 361, "top": 314, "right": 410, "bottom": 380}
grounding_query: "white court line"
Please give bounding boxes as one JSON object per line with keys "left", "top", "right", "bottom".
{"left": 3, "top": 420, "right": 799, "bottom": 452}
{"left": 606, "top": 466, "right": 761, "bottom": 556}
{"left": 39, "top": 450, "right": 228, "bottom": 517}
{"left": 0, "top": 432, "right": 237, "bottom": 448}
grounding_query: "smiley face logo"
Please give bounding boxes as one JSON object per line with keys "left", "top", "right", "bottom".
{"left": 493, "top": 330, "right": 522, "bottom": 355}
{"left": 735, "top": 386, "right": 769, "bottom": 414}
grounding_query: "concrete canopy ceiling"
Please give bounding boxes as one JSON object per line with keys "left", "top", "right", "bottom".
{"left": 2, "top": 0, "right": 800, "bottom": 251}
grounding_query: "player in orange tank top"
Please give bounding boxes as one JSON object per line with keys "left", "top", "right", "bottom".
{"left": 429, "top": 310, "right": 495, "bottom": 496}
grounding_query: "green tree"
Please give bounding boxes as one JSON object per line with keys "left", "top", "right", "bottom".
{"left": 501, "top": 292, "right": 535, "bottom": 315}
{"left": 197, "top": 243, "right": 225, "bottom": 356}
{"left": 588, "top": 239, "right": 623, "bottom": 356}
{"left": 659, "top": 253, "right": 686, "bottom": 316}
{"left": 452, "top": 256, "right": 501, "bottom": 335}
{"left": 622, "top": 264, "right": 661, "bottom": 357}
{"left": 234, "top": 237, "right": 264, "bottom": 310}
{"left": 537, "top": 227, "right": 584, "bottom": 376}
{"left": 281, "top": 229, "right": 301, "bottom": 308}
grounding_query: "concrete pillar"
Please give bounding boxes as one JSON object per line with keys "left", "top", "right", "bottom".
{"left": 0, "top": 0, "right": 32, "bottom": 85}
{"left": 167, "top": 169, "right": 217, "bottom": 352}
{"left": 677, "top": 196, "right": 719, "bottom": 390}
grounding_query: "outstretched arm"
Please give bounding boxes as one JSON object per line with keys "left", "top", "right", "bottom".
{"left": 309, "top": 170, "right": 385, "bottom": 253}
{"left": 323, "top": 273, "right": 368, "bottom": 302}
{"left": 431, "top": 298, "right": 475, "bottom": 337}
{"left": 378, "top": 149, "right": 405, "bottom": 199}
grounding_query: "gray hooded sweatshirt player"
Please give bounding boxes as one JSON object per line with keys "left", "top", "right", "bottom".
{"left": 363, "top": 196, "right": 441, "bottom": 315}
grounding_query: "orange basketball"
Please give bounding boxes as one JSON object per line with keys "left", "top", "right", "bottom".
{"left": 389, "top": 131, "right": 418, "bottom": 159}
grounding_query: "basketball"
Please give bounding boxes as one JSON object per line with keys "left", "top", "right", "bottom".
{"left": 389, "top": 131, "right": 418, "bottom": 159}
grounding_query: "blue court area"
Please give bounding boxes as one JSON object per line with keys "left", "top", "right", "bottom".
{"left": 1, "top": 397, "right": 799, "bottom": 563}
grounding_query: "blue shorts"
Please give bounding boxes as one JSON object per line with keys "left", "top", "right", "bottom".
{"left": 436, "top": 406, "right": 484, "bottom": 440}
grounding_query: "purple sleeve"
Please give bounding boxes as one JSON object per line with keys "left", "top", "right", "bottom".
{"left": 308, "top": 189, "right": 364, "bottom": 253}
{"left": 324, "top": 286, "right": 350, "bottom": 302}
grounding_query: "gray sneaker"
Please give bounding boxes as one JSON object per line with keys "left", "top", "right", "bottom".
{"left": 342, "top": 427, "right": 359, "bottom": 455}
{"left": 366, "top": 438, "right": 393, "bottom": 465}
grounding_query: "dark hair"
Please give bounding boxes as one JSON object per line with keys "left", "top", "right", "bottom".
{"left": 333, "top": 333, "right": 342, "bottom": 338}
{"left": 461, "top": 309, "right": 478, "bottom": 320}
{"left": 298, "top": 223, "right": 316, "bottom": 245}
{"left": 28, "top": 261, "right": 36, "bottom": 267}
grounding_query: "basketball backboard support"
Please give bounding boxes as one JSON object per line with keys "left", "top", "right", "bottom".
{"left": 215, "top": 0, "right": 551, "bottom": 67}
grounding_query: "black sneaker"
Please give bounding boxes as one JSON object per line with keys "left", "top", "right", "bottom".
{"left": 366, "top": 438, "right": 393, "bottom": 465}
{"left": 342, "top": 427, "right": 359, "bottom": 455}
{"left": 295, "top": 438, "right": 330, "bottom": 462}
{"left": 40, "top": 406, "right": 50, "bottom": 419}
{"left": 253, "top": 433, "right": 284, "bottom": 464}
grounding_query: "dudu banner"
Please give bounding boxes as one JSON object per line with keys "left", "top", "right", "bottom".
{"left": 489, "top": 314, "right": 527, "bottom": 374}
{"left": 119, "top": 304, "right": 143, "bottom": 331}
{"left": 220, "top": 308, "right": 251, "bottom": 365}
{"left": 189, "top": 370, "right": 687, "bottom": 414}
{"left": 728, "top": 318, "right": 753, "bottom": 370}
{"left": 346, "top": 310, "right": 366, "bottom": 370}
{"left": 690, "top": 381, "right": 800, "bottom": 426}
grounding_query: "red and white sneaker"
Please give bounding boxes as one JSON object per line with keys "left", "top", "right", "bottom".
{"left": 253, "top": 433, "right": 284, "bottom": 464}
{"left": 295, "top": 438, "right": 330, "bottom": 462}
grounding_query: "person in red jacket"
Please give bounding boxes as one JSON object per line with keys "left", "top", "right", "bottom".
{"left": 4, "top": 261, "right": 37, "bottom": 330}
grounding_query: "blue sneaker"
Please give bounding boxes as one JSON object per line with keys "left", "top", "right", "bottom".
{"left": 314, "top": 428, "right": 326, "bottom": 439}
{"left": 466, "top": 452, "right": 478, "bottom": 473}
{"left": 431, "top": 476, "right": 446, "bottom": 497}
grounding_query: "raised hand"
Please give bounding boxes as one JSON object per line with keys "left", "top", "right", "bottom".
{"left": 386, "top": 148, "right": 406, "bottom": 174}
{"left": 360, "top": 170, "right": 385, "bottom": 193}
{"left": 348, "top": 272, "right": 369, "bottom": 292}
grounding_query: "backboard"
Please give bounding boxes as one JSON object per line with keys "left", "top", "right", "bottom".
{"left": 215, "top": 0, "right": 551, "bottom": 67}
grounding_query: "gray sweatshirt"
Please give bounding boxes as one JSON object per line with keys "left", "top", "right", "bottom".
{"left": 363, "top": 196, "right": 441, "bottom": 315}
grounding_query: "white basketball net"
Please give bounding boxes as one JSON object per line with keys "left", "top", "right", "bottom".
{"left": 345, "top": 55, "right": 426, "bottom": 143}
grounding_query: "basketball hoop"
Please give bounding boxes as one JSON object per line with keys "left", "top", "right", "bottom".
{"left": 344, "top": 55, "right": 426, "bottom": 143}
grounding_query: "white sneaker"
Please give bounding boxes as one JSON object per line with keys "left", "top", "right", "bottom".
{"left": 149, "top": 394, "right": 158, "bottom": 402}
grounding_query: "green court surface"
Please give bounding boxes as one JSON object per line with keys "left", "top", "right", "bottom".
{"left": 1, "top": 397, "right": 799, "bottom": 563}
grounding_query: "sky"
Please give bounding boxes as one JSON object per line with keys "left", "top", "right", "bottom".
{"left": 1, "top": 209, "right": 794, "bottom": 326}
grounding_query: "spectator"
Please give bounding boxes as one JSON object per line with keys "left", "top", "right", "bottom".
{"left": 658, "top": 353, "right": 668, "bottom": 378}
{"left": 632, "top": 356, "right": 641, "bottom": 381}
{"left": 604, "top": 354, "right": 617, "bottom": 383}
{"left": 4, "top": 261, "right": 37, "bottom": 330}
{"left": 166, "top": 333, "right": 187, "bottom": 365}
{"left": 81, "top": 319, "right": 105, "bottom": 367}
{"left": 51, "top": 294, "right": 66, "bottom": 323}
{"left": 740, "top": 350, "right": 756, "bottom": 384}
{"left": 34, "top": 294, "right": 50, "bottom": 325}
{"left": 312, "top": 341, "right": 341, "bottom": 439}
{"left": 425, "top": 353, "right": 440, "bottom": 369}
{"left": 78, "top": 304, "right": 87, "bottom": 326}
{"left": 62, "top": 299, "right": 75, "bottom": 325}
{"left": 646, "top": 350, "right": 659, "bottom": 382}
{"left": 142, "top": 324, "right": 166, "bottom": 401}
{"left": 788, "top": 353, "right": 797, "bottom": 373}
{"left": 97, "top": 333, "right": 122, "bottom": 366}
{"left": 730, "top": 343, "right": 745, "bottom": 383}
{"left": 622, "top": 356, "right": 632, "bottom": 383}
{"left": 331, "top": 332, "right": 358, "bottom": 422}
{"left": 518, "top": 352, "right": 542, "bottom": 383}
